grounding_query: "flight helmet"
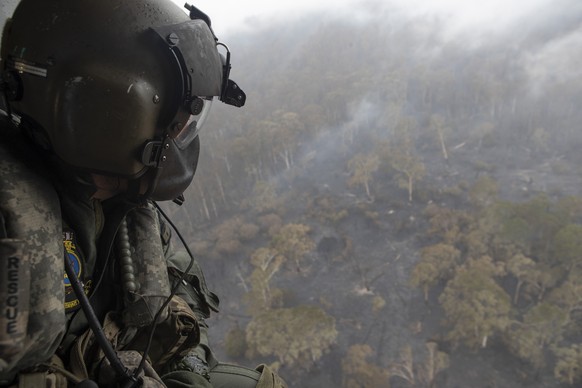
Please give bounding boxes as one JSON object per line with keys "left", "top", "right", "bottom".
{"left": 0, "top": 0, "right": 245, "bottom": 200}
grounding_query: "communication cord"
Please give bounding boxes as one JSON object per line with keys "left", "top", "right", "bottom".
{"left": 131, "top": 201, "right": 197, "bottom": 381}
{"left": 64, "top": 250, "right": 139, "bottom": 387}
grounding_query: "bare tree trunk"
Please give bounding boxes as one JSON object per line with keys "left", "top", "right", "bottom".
{"left": 437, "top": 127, "right": 449, "bottom": 161}
{"left": 408, "top": 174, "right": 413, "bottom": 202}
{"left": 197, "top": 185, "right": 211, "bottom": 220}
{"left": 223, "top": 155, "right": 231, "bottom": 175}
{"left": 513, "top": 280, "right": 523, "bottom": 304}
{"left": 216, "top": 173, "right": 227, "bottom": 205}
{"left": 210, "top": 196, "right": 218, "bottom": 219}
{"left": 278, "top": 150, "right": 291, "bottom": 170}
{"left": 236, "top": 267, "right": 249, "bottom": 292}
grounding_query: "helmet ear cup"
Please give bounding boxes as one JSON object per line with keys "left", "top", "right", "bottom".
{"left": 1, "top": 70, "right": 23, "bottom": 101}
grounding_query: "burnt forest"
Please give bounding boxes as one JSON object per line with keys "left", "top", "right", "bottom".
{"left": 157, "top": 2, "right": 582, "bottom": 387}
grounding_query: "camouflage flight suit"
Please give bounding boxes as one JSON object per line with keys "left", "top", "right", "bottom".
{"left": 0, "top": 117, "right": 286, "bottom": 387}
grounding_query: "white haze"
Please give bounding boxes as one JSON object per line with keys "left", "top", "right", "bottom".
{"left": 177, "top": 0, "right": 558, "bottom": 38}
{"left": 177, "top": 0, "right": 581, "bottom": 104}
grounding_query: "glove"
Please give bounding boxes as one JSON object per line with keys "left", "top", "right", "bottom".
{"left": 162, "top": 352, "right": 212, "bottom": 388}
{"left": 96, "top": 350, "right": 165, "bottom": 388}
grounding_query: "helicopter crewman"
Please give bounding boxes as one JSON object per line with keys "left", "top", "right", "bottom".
{"left": 0, "top": 0, "right": 286, "bottom": 387}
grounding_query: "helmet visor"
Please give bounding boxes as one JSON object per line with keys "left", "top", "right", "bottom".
{"left": 173, "top": 97, "right": 213, "bottom": 150}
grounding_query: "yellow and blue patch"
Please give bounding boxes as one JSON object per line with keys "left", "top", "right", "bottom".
{"left": 63, "top": 231, "right": 92, "bottom": 313}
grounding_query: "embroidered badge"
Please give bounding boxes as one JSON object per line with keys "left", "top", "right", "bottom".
{"left": 63, "top": 231, "right": 92, "bottom": 313}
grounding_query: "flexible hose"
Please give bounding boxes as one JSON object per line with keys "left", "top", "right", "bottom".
{"left": 64, "top": 251, "right": 139, "bottom": 387}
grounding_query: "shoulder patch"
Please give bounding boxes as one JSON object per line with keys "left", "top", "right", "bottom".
{"left": 63, "top": 231, "right": 92, "bottom": 313}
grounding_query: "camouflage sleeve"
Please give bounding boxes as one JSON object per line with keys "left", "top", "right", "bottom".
{"left": 0, "top": 126, "right": 68, "bottom": 384}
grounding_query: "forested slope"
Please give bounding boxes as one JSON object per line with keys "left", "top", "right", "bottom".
{"left": 164, "top": 3, "right": 582, "bottom": 387}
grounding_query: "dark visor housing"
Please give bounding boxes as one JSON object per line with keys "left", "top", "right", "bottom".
{"left": 152, "top": 4, "right": 246, "bottom": 110}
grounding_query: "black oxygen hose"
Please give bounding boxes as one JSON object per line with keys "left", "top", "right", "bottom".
{"left": 64, "top": 251, "right": 140, "bottom": 388}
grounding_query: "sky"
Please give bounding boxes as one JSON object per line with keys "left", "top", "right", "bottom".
{"left": 0, "top": 0, "right": 567, "bottom": 41}
{"left": 172, "top": 0, "right": 355, "bottom": 36}
{"left": 172, "top": 0, "right": 556, "bottom": 38}
{"left": 168, "top": 0, "right": 582, "bottom": 99}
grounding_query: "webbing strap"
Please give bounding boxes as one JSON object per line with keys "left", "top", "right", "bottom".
{"left": 18, "top": 372, "right": 47, "bottom": 388}
{"left": 18, "top": 356, "right": 69, "bottom": 388}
